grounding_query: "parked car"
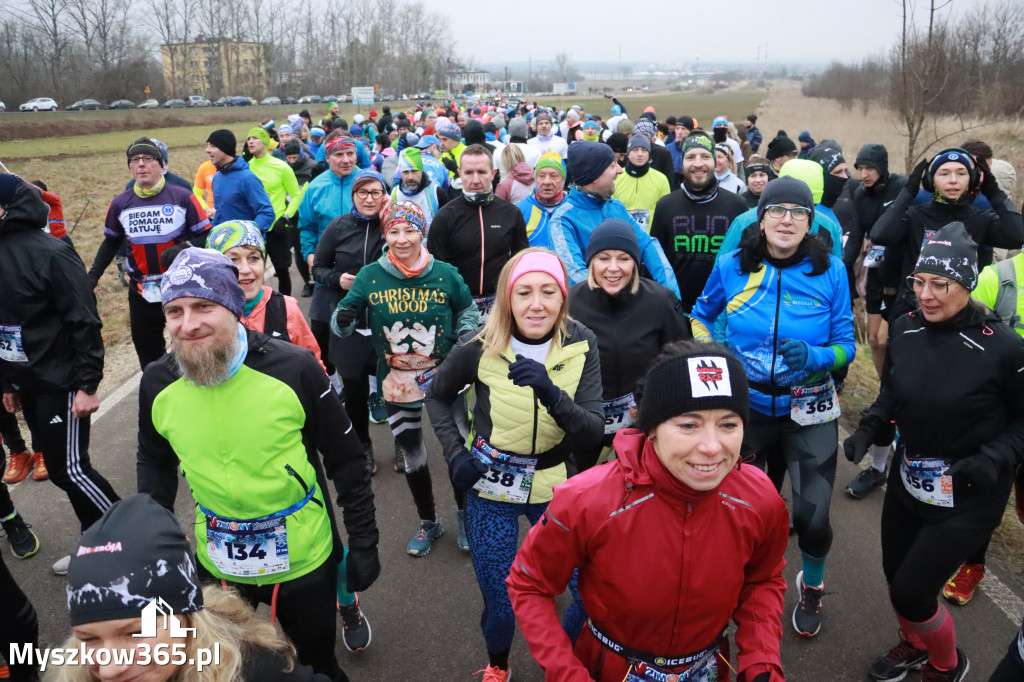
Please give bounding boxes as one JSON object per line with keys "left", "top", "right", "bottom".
{"left": 0, "top": 101, "right": 5, "bottom": 112}
{"left": 229, "top": 96, "right": 252, "bottom": 106}
{"left": 186, "top": 95, "right": 211, "bottom": 107}
{"left": 107, "top": 99, "right": 135, "bottom": 110}
{"left": 260, "top": 96, "right": 281, "bottom": 105}
{"left": 281, "top": 96, "right": 298, "bottom": 105}
{"left": 137, "top": 99, "right": 159, "bottom": 109}
{"left": 212, "top": 96, "right": 232, "bottom": 107}
{"left": 162, "top": 99, "right": 186, "bottom": 108}
{"left": 67, "top": 99, "right": 102, "bottom": 111}
{"left": 20, "top": 97, "right": 59, "bottom": 112}
{"left": 298, "top": 95, "right": 321, "bottom": 104}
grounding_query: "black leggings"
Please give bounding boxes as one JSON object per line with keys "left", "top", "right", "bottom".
{"left": 197, "top": 558, "right": 346, "bottom": 682}
{"left": 743, "top": 411, "right": 837, "bottom": 558}
{"left": 309, "top": 319, "right": 336, "bottom": 376}
{"left": 342, "top": 376, "right": 371, "bottom": 447}
{"left": 0, "top": 404, "right": 27, "bottom": 456}
{"left": 127, "top": 288, "right": 168, "bottom": 370}
{"left": 289, "top": 216, "right": 310, "bottom": 284}
{"left": 265, "top": 221, "right": 293, "bottom": 296}
{"left": 880, "top": 478, "right": 1005, "bottom": 622}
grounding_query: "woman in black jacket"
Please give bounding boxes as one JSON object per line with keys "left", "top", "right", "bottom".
{"left": 845, "top": 222, "right": 1024, "bottom": 682}
{"left": 312, "top": 169, "right": 387, "bottom": 473}
{"left": 567, "top": 219, "right": 690, "bottom": 470}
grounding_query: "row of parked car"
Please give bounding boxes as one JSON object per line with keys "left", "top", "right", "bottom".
{"left": 2, "top": 92, "right": 393, "bottom": 113}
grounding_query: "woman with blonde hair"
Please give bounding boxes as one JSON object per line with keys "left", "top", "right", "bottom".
{"left": 55, "top": 494, "right": 333, "bottom": 682}
{"left": 424, "top": 246, "right": 604, "bottom": 682}
{"left": 496, "top": 143, "right": 535, "bottom": 203}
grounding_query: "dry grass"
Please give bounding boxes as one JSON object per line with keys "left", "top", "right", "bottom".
{"left": 759, "top": 81, "right": 1024, "bottom": 202}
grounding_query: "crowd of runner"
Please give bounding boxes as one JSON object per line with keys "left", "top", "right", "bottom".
{"left": 1, "top": 96, "right": 1024, "bottom": 682}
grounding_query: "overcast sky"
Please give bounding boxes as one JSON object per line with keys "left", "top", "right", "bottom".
{"left": 432, "top": 0, "right": 971, "bottom": 66}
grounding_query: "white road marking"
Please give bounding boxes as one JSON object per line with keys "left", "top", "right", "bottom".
{"left": 92, "top": 371, "right": 142, "bottom": 424}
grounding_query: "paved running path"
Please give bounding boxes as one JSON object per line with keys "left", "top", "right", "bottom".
{"left": 6, "top": 269, "right": 1021, "bottom": 680}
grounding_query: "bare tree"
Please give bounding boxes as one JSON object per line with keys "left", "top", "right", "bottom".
{"left": 554, "top": 52, "right": 573, "bottom": 82}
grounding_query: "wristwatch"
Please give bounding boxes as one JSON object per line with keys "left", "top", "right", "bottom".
{"left": 79, "top": 384, "right": 98, "bottom": 396}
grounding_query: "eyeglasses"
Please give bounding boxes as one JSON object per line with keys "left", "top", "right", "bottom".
{"left": 130, "top": 155, "right": 158, "bottom": 165}
{"left": 906, "top": 276, "right": 955, "bottom": 294}
{"left": 764, "top": 204, "right": 811, "bottom": 221}
{"left": 355, "top": 189, "right": 385, "bottom": 199}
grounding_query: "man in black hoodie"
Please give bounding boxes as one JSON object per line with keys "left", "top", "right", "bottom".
{"left": 841, "top": 144, "right": 908, "bottom": 498}
{"left": 650, "top": 131, "right": 748, "bottom": 311}
{"left": 0, "top": 175, "right": 120, "bottom": 573}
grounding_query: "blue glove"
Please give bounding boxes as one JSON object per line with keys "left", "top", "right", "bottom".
{"left": 449, "top": 449, "right": 488, "bottom": 492}
{"left": 508, "top": 354, "right": 561, "bottom": 408}
{"left": 776, "top": 339, "right": 810, "bottom": 372}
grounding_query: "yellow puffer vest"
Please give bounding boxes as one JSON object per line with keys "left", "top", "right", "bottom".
{"left": 476, "top": 336, "right": 590, "bottom": 503}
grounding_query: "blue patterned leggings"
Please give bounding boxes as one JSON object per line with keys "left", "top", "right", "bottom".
{"left": 464, "top": 494, "right": 583, "bottom": 655}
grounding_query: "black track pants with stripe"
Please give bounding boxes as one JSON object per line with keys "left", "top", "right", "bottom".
{"left": 21, "top": 391, "right": 119, "bottom": 532}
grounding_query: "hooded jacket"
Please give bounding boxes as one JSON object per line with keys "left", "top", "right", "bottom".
{"left": 550, "top": 190, "right": 681, "bottom": 298}
{"left": 495, "top": 162, "right": 536, "bottom": 204}
{"left": 240, "top": 286, "right": 323, "bottom": 371}
{"left": 210, "top": 156, "right": 276, "bottom": 233}
{"left": 0, "top": 181, "right": 103, "bottom": 394}
{"left": 506, "top": 429, "right": 788, "bottom": 682}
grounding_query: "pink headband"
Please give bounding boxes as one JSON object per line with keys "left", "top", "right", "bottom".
{"left": 508, "top": 252, "right": 567, "bottom": 296}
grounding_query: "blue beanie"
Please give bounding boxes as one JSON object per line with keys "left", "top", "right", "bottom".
{"left": 585, "top": 218, "right": 641, "bottom": 265}
{"left": 160, "top": 248, "right": 245, "bottom": 319}
{"left": 568, "top": 141, "right": 616, "bottom": 187}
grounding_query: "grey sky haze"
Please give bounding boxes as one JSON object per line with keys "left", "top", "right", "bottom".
{"left": 430, "top": 0, "right": 973, "bottom": 66}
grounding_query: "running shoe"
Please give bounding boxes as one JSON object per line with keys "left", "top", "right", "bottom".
{"left": 407, "top": 518, "right": 444, "bottom": 557}
{"left": 476, "top": 665, "right": 511, "bottom": 682}
{"left": 869, "top": 637, "right": 929, "bottom": 681}
{"left": 2, "top": 452, "right": 32, "bottom": 484}
{"left": 368, "top": 392, "right": 388, "bottom": 424}
{"left": 943, "top": 563, "right": 985, "bottom": 605}
{"left": 52, "top": 554, "right": 71, "bottom": 576}
{"left": 1, "top": 514, "right": 39, "bottom": 559}
{"left": 31, "top": 452, "right": 48, "bottom": 481}
{"left": 792, "top": 570, "right": 824, "bottom": 637}
{"left": 456, "top": 509, "right": 470, "bottom": 552}
{"left": 300, "top": 282, "right": 314, "bottom": 298}
{"left": 393, "top": 442, "right": 405, "bottom": 474}
{"left": 920, "top": 649, "right": 969, "bottom": 682}
{"left": 846, "top": 467, "right": 887, "bottom": 498}
{"left": 338, "top": 595, "right": 371, "bottom": 652}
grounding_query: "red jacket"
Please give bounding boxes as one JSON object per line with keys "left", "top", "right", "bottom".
{"left": 506, "top": 429, "right": 788, "bottom": 682}
{"left": 36, "top": 187, "right": 67, "bottom": 238}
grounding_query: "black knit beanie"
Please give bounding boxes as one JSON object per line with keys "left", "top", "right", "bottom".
{"left": 913, "top": 221, "right": 979, "bottom": 291}
{"left": 126, "top": 137, "right": 166, "bottom": 168}
{"left": 765, "top": 134, "right": 798, "bottom": 162}
{"left": 66, "top": 494, "right": 203, "bottom": 626}
{"left": 757, "top": 176, "right": 815, "bottom": 225}
{"left": 207, "top": 129, "right": 237, "bottom": 158}
{"left": 568, "top": 141, "right": 616, "bottom": 187}
{"left": 637, "top": 342, "right": 750, "bottom": 433}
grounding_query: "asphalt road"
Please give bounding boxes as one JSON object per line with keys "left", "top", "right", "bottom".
{"left": 5, "top": 270, "right": 1024, "bottom": 681}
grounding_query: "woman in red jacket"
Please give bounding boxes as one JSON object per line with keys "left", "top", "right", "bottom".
{"left": 507, "top": 340, "right": 789, "bottom": 682}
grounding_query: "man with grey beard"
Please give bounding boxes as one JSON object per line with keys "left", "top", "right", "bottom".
{"left": 136, "top": 248, "right": 380, "bottom": 681}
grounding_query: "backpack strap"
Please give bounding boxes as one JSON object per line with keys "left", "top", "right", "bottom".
{"left": 994, "top": 259, "right": 1024, "bottom": 331}
{"left": 263, "top": 291, "right": 292, "bottom": 343}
